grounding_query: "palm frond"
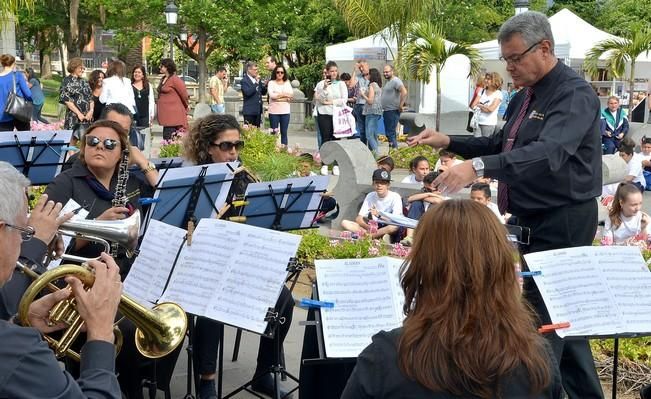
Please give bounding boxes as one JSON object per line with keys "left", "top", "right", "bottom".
{"left": 1, "top": 0, "right": 33, "bottom": 16}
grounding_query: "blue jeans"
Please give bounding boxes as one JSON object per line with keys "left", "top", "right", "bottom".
{"left": 211, "top": 104, "right": 225, "bottom": 113}
{"left": 364, "top": 114, "right": 381, "bottom": 154}
{"left": 269, "top": 113, "right": 290, "bottom": 146}
{"left": 354, "top": 104, "right": 366, "bottom": 144}
{"left": 383, "top": 110, "right": 400, "bottom": 148}
{"left": 602, "top": 136, "right": 620, "bottom": 154}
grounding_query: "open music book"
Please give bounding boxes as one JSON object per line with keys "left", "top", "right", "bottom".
{"left": 124, "top": 218, "right": 301, "bottom": 335}
{"left": 315, "top": 257, "right": 405, "bottom": 358}
{"left": 525, "top": 245, "right": 651, "bottom": 338}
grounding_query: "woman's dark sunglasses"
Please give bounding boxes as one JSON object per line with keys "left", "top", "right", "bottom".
{"left": 210, "top": 140, "right": 245, "bottom": 151}
{"left": 86, "top": 135, "right": 119, "bottom": 150}
{"left": 276, "top": 71, "right": 285, "bottom": 75}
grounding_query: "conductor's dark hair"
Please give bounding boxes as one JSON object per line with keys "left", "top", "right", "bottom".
{"left": 184, "top": 114, "right": 241, "bottom": 165}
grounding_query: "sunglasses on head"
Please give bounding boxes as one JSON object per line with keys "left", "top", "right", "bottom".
{"left": 85, "top": 135, "right": 119, "bottom": 150}
{"left": 210, "top": 140, "right": 245, "bottom": 151}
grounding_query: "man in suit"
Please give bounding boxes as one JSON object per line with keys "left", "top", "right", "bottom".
{"left": 241, "top": 61, "right": 267, "bottom": 127}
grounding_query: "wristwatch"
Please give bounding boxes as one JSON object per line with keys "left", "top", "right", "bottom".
{"left": 141, "top": 162, "right": 156, "bottom": 174}
{"left": 472, "top": 157, "right": 485, "bottom": 178}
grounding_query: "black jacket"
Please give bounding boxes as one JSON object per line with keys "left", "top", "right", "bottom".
{"left": 241, "top": 75, "right": 267, "bottom": 116}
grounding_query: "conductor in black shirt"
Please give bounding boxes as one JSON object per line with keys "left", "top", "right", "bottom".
{"left": 408, "top": 11, "right": 603, "bottom": 399}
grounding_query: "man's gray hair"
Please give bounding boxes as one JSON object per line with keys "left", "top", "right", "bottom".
{"left": 0, "top": 161, "right": 30, "bottom": 225}
{"left": 246, "top": 61, "right": 257, "bottom": 71}
{"left": 498, "top": 11, "right": 555, "bottom": 52}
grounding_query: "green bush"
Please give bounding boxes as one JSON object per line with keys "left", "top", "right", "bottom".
{"left": 240, "top": 126, "right": 299, "bottom": 181}
{"left": 303, "top": 115, "right": 316, "bottom": 131}
{"left": 290, "top": 62, "right": 323, "bottom": 99}
{"left": 388, "top": 145, "right": 441, "bottom": 169}
{"left": 293, "top": 229, "right": 389, "bottom": 265}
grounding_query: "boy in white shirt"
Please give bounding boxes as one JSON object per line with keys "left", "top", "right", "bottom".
{"left": 470, "top": 183, "right": 504, "bottom": 223}
{"left": 341, "top": 169, "right": 403, "bottom": 240}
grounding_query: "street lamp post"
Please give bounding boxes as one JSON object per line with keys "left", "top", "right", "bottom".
{"left": 164, "top": 0, "right": 178, "bottom": 59}
{"left": 514, "top": 0, "right": 529, "bottom": 15}
{"left": 278, "top": 32, "right": 288, "bottom": 51}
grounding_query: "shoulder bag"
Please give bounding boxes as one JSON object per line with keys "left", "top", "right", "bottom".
{"left": 4, "top": 72, "right": 33, "bottom": 123}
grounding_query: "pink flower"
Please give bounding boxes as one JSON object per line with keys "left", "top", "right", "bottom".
{"left": 368, "top": 246, "right": 380, "bottom": 256}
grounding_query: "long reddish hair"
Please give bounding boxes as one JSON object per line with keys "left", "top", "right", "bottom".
{"left": 398, "top": 200, "right": 551, "bottom": 398}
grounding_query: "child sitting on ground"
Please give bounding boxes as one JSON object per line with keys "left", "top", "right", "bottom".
{"left": 341, "top": 169, "right": 403, "bottom": 240}
{"left": 401, "top": 156, "right": 430, "bottom": 186}
{"left": 601, "top": 182, "right": 649, "bottom": 245}
{"left": 470, "top": 182, "right": 504, "bottom": 223}
{"left": 294, "top": 153, "right": 318, "bottom": 177}
{"left": 401, "top": 171, "right": 445, "bottom": 246}
{"left": 377, "top": 155, "right": 395, "bottom": 172}
{"left": 433, "top": 149, "right": 463, "bottom": 173}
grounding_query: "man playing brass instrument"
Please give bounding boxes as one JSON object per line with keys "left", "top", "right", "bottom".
{"left": 0, "top": 161, "right": 123, "bottom": 398}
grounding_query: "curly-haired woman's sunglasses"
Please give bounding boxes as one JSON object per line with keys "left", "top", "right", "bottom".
{"left": 85, "top": 135, "right": 119, "bottom": 150}
{"left": 210, "top": 140, "right": 245, "bottom": 151}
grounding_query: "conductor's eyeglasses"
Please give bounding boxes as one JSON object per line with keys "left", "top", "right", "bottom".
{"left": 86, "top": 135, "right": 119, "bottom": 151}
{"left": 210, "top": 140, "right": 245, "bottom": 151}
{"left": 3, "top": 223, "right": 35, "bottom": 241}
{"left": 499, "top": 41, "right": 541, "bottom": 65}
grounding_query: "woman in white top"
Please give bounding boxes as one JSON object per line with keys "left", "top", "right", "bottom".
{"left": 314, "top": 61, "right": 348, "bottom": 145}
{"left": 602, "top": 182, "right": 649, "bottom": 245}
{"left": 470, "top": 72, "right": 503, "bottom": 138}
{"left": 100, "top": 60, "right": 136, "bottom": 116}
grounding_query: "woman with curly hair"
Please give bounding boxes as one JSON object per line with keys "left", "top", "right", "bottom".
{"left": 183, "top": 113, "right": 295, "bottom": 398}
{"left": 88, "top": 69, "right": 105, "bottom": 122}
{"left": 342, "top": 200, "right": 561, "bottom": 399}
{"left": 59, "top": 57, "right": 92, "bottom": 131}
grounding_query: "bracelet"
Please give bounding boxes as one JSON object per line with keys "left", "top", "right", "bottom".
{"left": 141, "top": 162, "right": 156, "bottom": 174}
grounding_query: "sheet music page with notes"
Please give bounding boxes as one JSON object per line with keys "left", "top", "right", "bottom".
{"left": 159, "top": 218, "right": 301, "bottom": 334}
{"left": 525, "top": 246, "right": 651, "bottom": 337}
{"left": 315, "top": 257, "right": 406, "bottom": 358}
{"left": 123, "top": 219, "right": 187, "bottom": 306}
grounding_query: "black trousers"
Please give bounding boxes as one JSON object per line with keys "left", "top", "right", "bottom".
{"left": 162, "top": 125, "right": 182, "bottom": 141}
{"left": 518, "top": 199, "right": 604, "bottom": 399}
{"left": 243, "top": 114, "right": 262, "bottom": 128}
{"left": 194, "top": 285, "right": 294, "bottom": 376}
{"left": 316, "top": 114, "right": 334, "bottom": 145}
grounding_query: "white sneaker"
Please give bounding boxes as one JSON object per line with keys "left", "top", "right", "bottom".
{"left": 332, "top": 165, "right": 340, "bottom": 176}
{"left": 320, "top": 165, "right": 329, "bottom": 175}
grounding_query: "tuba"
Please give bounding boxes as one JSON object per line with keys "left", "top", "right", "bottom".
{"left": 17, "top": 262, "right": 187, "bottom": 361}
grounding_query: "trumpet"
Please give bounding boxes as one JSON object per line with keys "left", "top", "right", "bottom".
{"left": 17, "top": 262, "right": 187, "bottom": 361}
{"left": 56, "top": 210, "right": 141, "bottom": 263}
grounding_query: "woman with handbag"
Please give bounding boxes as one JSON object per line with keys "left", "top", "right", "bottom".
{"left": 60, "top": 57, "right": 93, "bottom": 138}
{"left": 0, "top": 54, "right": 32, "bottom": 131}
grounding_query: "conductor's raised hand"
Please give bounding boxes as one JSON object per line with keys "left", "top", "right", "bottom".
{"left": 406, "top": 128, "right": 450, "bottom": 149}
{"left": 433, "top": 160, "right": 477, "bottom": 194}
{"left": 66, "top": 253, "right": 122, "bottom": 343}
{"left": 96, "top": 207, "right": 130, "bottom": 221}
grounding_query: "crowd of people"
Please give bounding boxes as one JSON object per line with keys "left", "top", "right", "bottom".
{"left": 4, "top": 8, "right": 651, "bottom": 399}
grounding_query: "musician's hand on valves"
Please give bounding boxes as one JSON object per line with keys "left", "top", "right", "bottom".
{"left": 66, "top": 253, "right": 122, "bottom": 343}
{"left": 406, "top": 128, "right": 450, "bottom": 149}
{"left": 27, "top": 288, "right": 73, "bottom": 334}
{"left": 28, "top": 194, "right": 73, "bottom": 245}
{"left": 96, "top": 207, "right": 130, "bottom": 221}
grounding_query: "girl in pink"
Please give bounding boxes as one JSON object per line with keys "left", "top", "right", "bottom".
{"left": 267, "top": 65, "right": 294, "bottom": 146}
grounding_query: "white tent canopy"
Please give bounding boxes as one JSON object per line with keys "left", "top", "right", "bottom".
{"left": 473, "top": 8, "right": 651, "bottom": 63}
{"left": 325, "top": 29, "right": 472, "bottom": 113}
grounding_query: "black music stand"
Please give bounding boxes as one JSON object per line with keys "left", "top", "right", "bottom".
{"left": 0, "top": 130, "right": 73, "bottom": 185}
{"left": 220, "top": 176, "right": 327, "bottom": 399}
{"left": 141, "top": 162, "right": 237, "bottom": 399}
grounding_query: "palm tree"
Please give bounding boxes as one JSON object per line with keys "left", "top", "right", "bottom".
{"left": 332, "top": 0, "right": 439, "bottom": 62}
{"left": 585, "top": 29, "right": 651, "bottom": 111}
{"left": 402, "top": 21, "right": 482, "bottom": 130}
{"left": 0, "top": 0, "right": 33, "bottom": 15}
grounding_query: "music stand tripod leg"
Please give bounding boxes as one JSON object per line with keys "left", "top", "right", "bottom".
{"left": 612, "top": 337, "right": 619, "bottom": 399}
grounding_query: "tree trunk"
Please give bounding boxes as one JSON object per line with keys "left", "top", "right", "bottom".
{"left": 67, "top": 0, "right": 81, "bottom": 59}
{"left": 435, "top": 66, "right": 441, "bottom": 131}
{"left": 197, "top": 28, "right": 208, "bottom": 103}
{"left": 40, "top": 50, "right": 52, "bottom": 79}
{"left": 24, "top": 45, "right": 33, "bottom": 69}
{"left": 124, "top": 39, "right": 144, "bottom": 73}
{"left": 629, "top": 61, "right": 636, "bottom": 112}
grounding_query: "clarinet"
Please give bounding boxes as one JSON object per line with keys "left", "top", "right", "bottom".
{"left": 111, "top": 148, "right": 130, "bottom": 257}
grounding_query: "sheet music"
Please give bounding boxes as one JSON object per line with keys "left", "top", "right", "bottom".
{"left": 123, "top": 219, "right": 186, "bottom": 306}
{"left": 315, "top": 257, "right": 406, "bottom": 358}
{"left": 378, "top": 210, "right": 418, "bottom": 229}
{"left": 525, "top": 246, "right": 651, "bottom": 337}
{"left": 159, "top": 218, "right": 301, "bottom": 334}
{"left": 48, "top": 199, "right": 89, "bottom": 269}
